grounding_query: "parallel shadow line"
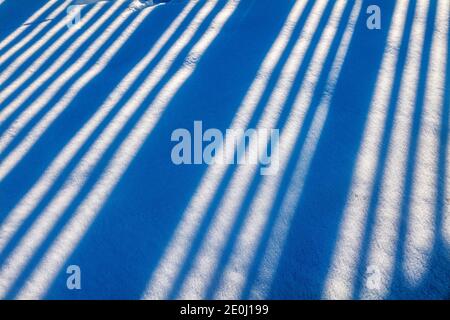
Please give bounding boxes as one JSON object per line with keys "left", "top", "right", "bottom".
{"left": 0, "top": 2, "right": 113, "bottom": 121}
{"left": 231, "top": 0, "right": 362, "bottom": 300}
{"left": 0, "top": 1, "right": 72, "bottom": 75}
{"left": 0, "top": 0, "right": 198, "bottom": 256}
{"left": 323, "top": 0, "right": 413, "bottom": 299}
{"left": 0, "top": 3, "right": 145, "bottom": 182}
{"left": 174, "top": 0, "right": 344, "bottom": 300}
{"left": 143, "top": 0, "right": 325, "bottom": 300}
{"left": 0, "top": 6, "right": 156, "bottom": 299}
{"left": 0, "top": 1, "right": 117, "bottom": 115}
{"left": 358, "top": 0, "right": 430, "bottom": 299}
{"left": 0, "top": 0, "right": 58, "bottom": 52}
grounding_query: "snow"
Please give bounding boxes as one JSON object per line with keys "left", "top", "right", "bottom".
{"left": 0, "top": 0, "right": 448, "bottom": 300}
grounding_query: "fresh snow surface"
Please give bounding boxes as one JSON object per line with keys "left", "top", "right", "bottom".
{"left": 0, "top": 0, "right": 448, "bottom": 300}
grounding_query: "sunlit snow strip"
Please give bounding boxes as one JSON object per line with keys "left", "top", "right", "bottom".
{"left": 446, "top": 81, "right": 450, "bottom": 249}
{"left": 0, "top": 3, "right": 126, "bottom": 154}
{"left": 143, "top": 0, "right": 311, "bottom": 300}
{"left": 0, "top": 1, "right": 115, "bottom": 111}
{"left": 445, "top": 0, "right": 450, "bottom": 247}
{"left": 15, "top": 0, "right": 239, "bottom": 301}
{"left": 323, "top": 0, "right": 411, "bottom": 300}
{"left": 212, "top": 0, "right": 361, "bottom": 300}
{"left": 359, "top": 0, "right": 430, "bottom": 299}
{"left": 0, "top": 1, "right": 71, "bottom": 73}
{"left": 0, "top": 8, "right": 153, "bottom": 300}
{"left": 178, "top": 0, "right": 344, "bottom": 300}
{"left": 445, "top": 127, "right": 450, "bottom": 246}
{"left": 0, "top": 0, "right": 57, "bottom": 51}
{"left": 0, "top": 4, "right": 145, "bottom": 181}
{"left": 0, "top": 0, "right": 197, "bottom": 254}
{"left": 403, "top": 0, "right": 449, "bottom": 285}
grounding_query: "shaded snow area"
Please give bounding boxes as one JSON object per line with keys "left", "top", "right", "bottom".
{"left": 0, "top": 0, "right": 449, "bottom": 299}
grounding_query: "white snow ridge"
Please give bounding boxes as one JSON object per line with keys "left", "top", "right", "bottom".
{"left": 0, "top": 0, "right": 448, "bottom": 301}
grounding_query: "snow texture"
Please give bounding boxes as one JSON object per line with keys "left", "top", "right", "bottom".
{"left": 0, "top": 0, "right": 448, "bottom": 300}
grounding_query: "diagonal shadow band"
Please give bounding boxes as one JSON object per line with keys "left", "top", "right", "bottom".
{"left": 143, "top": 0, "right": 321, "bottom": 300}
{"left": 3, "top": 0, "right": 240, "bottom": 300}
{"left": 0, "top": 0, "right": 199, "bottom": 257}
{"left": 0, "top": 4, "right": 157, "bottom": 299}
{"left": 0, "top": 2, "right": 139, "bottom": 180}
{"left": 175, "top": 0, "right": 352, "bottom": 300}
{"left": 0, "top": 0, "right": 71, "bottom": 71}
{"left": 0, "top": 2, "right": 113, "bottom": 120}
{"left": 0, "top": 0, "right": 59, "bottom": 52}
{"left": 219, "top": 0, "right": 362, "bottom": 300}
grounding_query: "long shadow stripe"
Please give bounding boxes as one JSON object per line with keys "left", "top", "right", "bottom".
{"left": 323, "top": 0, "right": 413, "bottom": 299}
{"left": 400, "top": 0, "right": 449, "bottom": 290}
{"left": 0, "top": 0, "right": 198, "bottom": 256}
{"left": 15, "top": 0, "right": 240, "bottom": 300}
{"left": 142, "top": 0, "right": 325, "bottom": 300}
{"left": 0, "top": 1, "right": 116, "bottom": 116}
{"left": 0, "top": 6, "right": 155, "bottom": 299}
{"left": 175, "top": 0, "right": 345, "bottom": 300}
{"left": 358, "top": 0, "right": 430, "bottom": 299}
{"left": 0, "top": 1, "right": 73, "bottom": 76}
{"left": 231, "top": 0, "right": 361, "bottom": 300}
{"left": 0, "top": 2, "right": 142, "bottom": 182}
{"left": 0, "top": 0, "right": 59, "bottom": 52}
